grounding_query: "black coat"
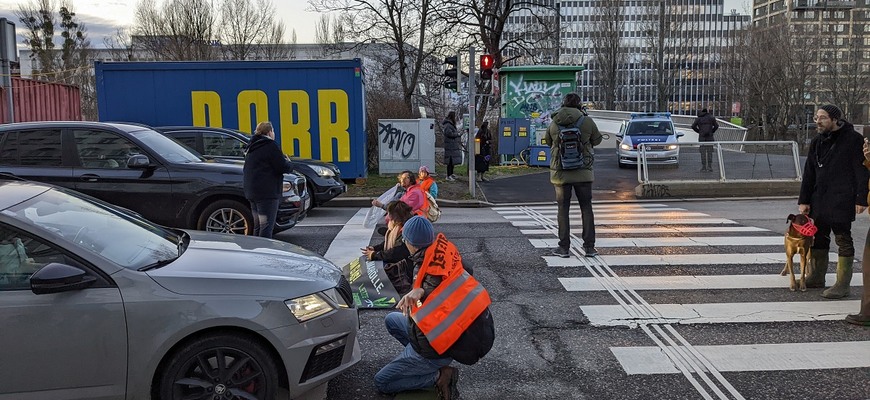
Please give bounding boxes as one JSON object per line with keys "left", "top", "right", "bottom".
{"left": 691, "top": 112, "right": 719, "bottom": 142}
{"left": 799, "top": 121, "right": 869, "bottom": 224}
{"left": 442, "top": 120, "right": 462, "bottom": 164}
{"left": 243, "top": 134, "right": 294, "bottom": 201}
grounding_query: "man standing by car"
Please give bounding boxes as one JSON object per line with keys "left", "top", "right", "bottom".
{"left": 243, "top": 122, "right": 294, "bottom": 238}
{"left": 799, "top": 104, "right": 868, "bottom": 298}
{"left": 547, "top": 93, "right": 603, "bottom": 258}
{"left": 692, "top": 108, "right": 719, "bottom": 172}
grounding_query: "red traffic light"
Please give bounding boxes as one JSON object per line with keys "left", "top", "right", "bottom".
{"left": 480, "top": 54, "right": 494, "bottom": 70}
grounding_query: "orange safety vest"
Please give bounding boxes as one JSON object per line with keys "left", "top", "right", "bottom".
{"left": 411, "top": 233, "right": 491, "bottom": 355}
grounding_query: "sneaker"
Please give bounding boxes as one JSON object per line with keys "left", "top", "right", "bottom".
{"left": 445, "top": 176, "right": 455, "bottom": 182}
{"left": 583, "top": 247, "right": 598, "bottom": 257}
{"left": 552, "top": 247, "right": 570, "bottom": 258}
{"left": 450, "top": 174, "right": 458, "bottom": 180}
{"left": 435, "top": 366, "right": 460, "bottom": 400}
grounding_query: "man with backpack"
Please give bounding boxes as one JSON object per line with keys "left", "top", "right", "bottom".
{"left": 547, "top": 93, "right": 604, "bottom": 258}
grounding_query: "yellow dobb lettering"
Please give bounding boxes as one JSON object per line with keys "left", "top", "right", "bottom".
{"left": 278, "top": 90, "right": 312, "bottom": 158}
{"left": 318, "top": 89, "right": 350, "bottom": 162}
{"left": 237, "top": 90, "right": 269, "bottom": 133}
{"left": 191, "top": 91, "right": 222, "bottom": 127}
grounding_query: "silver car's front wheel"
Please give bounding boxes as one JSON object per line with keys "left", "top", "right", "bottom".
{"left": 155, "top": 334, "right": 279, "bottom": 400}
{"left": 197, "top": 200, "right": 252, "bottom": 235}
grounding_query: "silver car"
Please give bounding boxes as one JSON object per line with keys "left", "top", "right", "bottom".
{"left": 0, "top": 178, "right": 360, "bottom": 400}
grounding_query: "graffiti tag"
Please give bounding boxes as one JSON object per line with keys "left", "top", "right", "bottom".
{"left": 378, "top": 122, "right": 417, "bottom": 159}
{"left": 643, "top": 184, "right": 672, "bottom": 198}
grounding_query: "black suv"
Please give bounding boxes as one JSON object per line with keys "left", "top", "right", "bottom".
{"left": 155, "top": 126, "right": 346, "bottom": 211}
{"left": 0, "top": 122, "right": 308, "bottom": 235}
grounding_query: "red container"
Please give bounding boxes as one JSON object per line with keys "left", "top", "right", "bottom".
{"left": 0, "top": 77, "right": 82, "bottom": 123}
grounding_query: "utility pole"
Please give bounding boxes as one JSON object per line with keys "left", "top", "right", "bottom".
{"left": 467, "top": 47, "right": 476, "bottom": 197}
{"left": 0, "top": 18, "right": 16, "bottom": 123}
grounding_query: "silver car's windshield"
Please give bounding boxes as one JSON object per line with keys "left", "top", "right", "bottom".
{"left": 133, "top": 129, "right": 202, "bottom": 163}
{"left": 626, "top": 121, "right": 674, "bottom": 136}
{"left": 4, "top": 188, "right": 181, "bottom": 270}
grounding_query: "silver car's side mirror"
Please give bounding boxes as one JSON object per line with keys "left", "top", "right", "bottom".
{"left": 30, "top": 263, "right": 97, "bottom": 295}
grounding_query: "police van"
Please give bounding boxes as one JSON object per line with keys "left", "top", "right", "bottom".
{"left": 615, "top": 112, "right": 684, "bottom": 168}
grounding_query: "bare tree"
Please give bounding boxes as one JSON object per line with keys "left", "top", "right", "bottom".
{"left": 821, "top": 33, "right": 870, "bottom": 122}
{"left": 310, "top": 0, "right": 454, "bottom": 115}
{"left": 314, "top": 14, "right": 346, "bottom": 58}
{"left": 589, "top": 0, "right": 626, "bottom": 111}
{"left": 133, "top": 0, "right": 218, "bottom": 61}
{"left": 103, "top": 27, "right": 135, "bottom": 61}
{"left": 641, "top": 0, "right": 695, "bottom": 112}
{"left": 16, "top": 0, "right": 94, "bottom": 119}
{"left": 218, "top": 0, "right": 274, "bottom": 60}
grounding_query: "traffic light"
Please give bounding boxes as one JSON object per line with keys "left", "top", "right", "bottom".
{"left": 443, "top": 56, "right": 458, "bottom": 91}
{"left": 480, "top": 54, "right": 494, "bottom": 80}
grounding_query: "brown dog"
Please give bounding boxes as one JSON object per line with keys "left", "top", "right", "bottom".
{"left": 781, "top": 214, "right": 814, "bottom": 291}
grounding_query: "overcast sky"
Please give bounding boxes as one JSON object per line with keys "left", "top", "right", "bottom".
{"left": 0, "top": 0, "right": 751, "bottom": 50}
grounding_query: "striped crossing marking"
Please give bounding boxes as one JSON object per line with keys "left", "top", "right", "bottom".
{"left": 511, "top": 218, "right": 738, "bottom": 227}
{"left": 560, "top": 273, "right": 864, "bottom": 291}
{"left": 530, "top": 237, "right": 783, "bottom": 248}
{"left": 520, "top": 226, "right": 770, "bottom": 235}
{"left": 501, "top": 211, "right": 711, "bottom": 219}
{"left": 599, "top": 253, "right": 839, "bottom": 266}
{"left": 322, "top": 208, "right": 374, "bottom": 267}
{"left": 611, "top": 341, "right": 870, "bottom": 375}
{"left": 581, "top": 301, "right": 859, "bottom": 326}
{"left": 493, "top": 204, "right": 671, "bottom": 212}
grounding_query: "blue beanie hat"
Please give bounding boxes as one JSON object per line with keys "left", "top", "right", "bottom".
{"left": 402, "top": 216, "right": 435, "bottom": 247}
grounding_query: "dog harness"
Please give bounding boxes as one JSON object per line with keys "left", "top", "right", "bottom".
{"left": 792, "top": 217, "right": 818, "bottom": 237}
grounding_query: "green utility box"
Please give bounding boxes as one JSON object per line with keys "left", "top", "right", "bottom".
{"left": 498, "top": 65, "right": 585, "bottom": 166}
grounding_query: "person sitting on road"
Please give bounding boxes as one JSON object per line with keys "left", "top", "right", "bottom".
{"left": 374, "top": 216, "right": 461, "bottom": 399}
{"left": 418, "top": 165, "right": 439, "bottom": 199}
{"left": 362, "top": 201, "right": 414, "bottom": 295}
{"left": 373, "top": 171, "right": 426, "bottom": 218}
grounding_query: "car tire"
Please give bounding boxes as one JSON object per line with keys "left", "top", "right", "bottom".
{"left": 197, "top": 199, "right": 252, "bottom": 235}
{"left": 154, "top": 333, "right": 280, "bottom": 400}
{"left": 307, "top": 182, "right": 317, "bottom": 212}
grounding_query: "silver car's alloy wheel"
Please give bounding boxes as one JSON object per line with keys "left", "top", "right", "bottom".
{"left": 206, "top": 208, "right": 248, "bottom": 234}
{"left": 197, "top": 199, "right": 252, "bottom": 235}
{"left": 157, "top": 335, "right": 279, "bottom": 400}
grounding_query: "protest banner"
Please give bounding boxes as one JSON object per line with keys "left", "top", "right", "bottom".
{"left": 342, "top": 255, "right": 401, "bottom": 308}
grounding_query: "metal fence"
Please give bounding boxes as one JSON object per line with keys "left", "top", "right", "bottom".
{"left": 636, "top": 141, "right": 802, "bottom": 184}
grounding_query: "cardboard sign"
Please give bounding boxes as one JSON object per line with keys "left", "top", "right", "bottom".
{"left": 342, "top": 255, "right": 401, "bottom": 309}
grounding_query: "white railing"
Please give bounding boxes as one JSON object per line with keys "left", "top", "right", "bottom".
{"left": 637, "top": 141, "right": 802, "bottom": 184}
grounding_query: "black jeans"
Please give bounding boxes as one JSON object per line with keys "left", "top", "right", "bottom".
{"left": 250, "top": 198, "right": 280, "bottom": 239}
{"left": 447, "top": 158, "right": 455, "bottom": 177}
{"left": 554, "top": 182, "right": 595, "bottom": 250}
{"left": 812, "top": 220, "right": 854, "bottom": 257}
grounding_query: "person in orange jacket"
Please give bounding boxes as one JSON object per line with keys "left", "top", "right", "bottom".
{"left": 374, "top": 216, "right": 460, "bottom": 399}
{"left": 418, "top": 165, "right": 438, "bottom": 199}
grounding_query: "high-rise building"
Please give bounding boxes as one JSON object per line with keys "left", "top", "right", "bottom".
{"left": 752, "top": 0, "right": 870, "bottom": 122}
{"left": 503, "top": 0, "right": 750, "bottom": 115}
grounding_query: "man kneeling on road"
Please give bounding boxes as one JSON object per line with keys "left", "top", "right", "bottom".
{"left": 375, "top": 216, "right": 490, "bottom": 399}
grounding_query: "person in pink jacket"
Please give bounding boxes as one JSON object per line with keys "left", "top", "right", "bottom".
{"left": 373, "top": 171, "right": 425, "bottom": 218}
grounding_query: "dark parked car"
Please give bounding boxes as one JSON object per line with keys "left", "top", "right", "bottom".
{"left": 156, "top": 126, "right": 346, "bottom": 211}
{"left": 0, "top": 176, "right": 359, "bottom": 399}
{"left": 0, "top": 121, "right": 309, "bottom": 235}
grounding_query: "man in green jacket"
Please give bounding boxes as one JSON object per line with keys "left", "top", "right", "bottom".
{"left": 547, "top": 93, "right": 603, "bottom": 258}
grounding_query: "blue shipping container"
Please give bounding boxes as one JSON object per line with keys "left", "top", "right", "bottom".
{"left": 95, "top": 60, "right": 368, "bottom": 178}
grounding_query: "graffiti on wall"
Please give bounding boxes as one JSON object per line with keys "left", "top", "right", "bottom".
{"left": 378, "top": 122, "right": 417, "bottom": 159}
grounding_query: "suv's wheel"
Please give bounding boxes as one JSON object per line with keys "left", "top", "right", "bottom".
{"left": 155, "top": 334, "right": 279, "bottom": 400}
{"left": 306, "top": 182, "right": 317, "bottom": 212}
{"left": 198, "top": 200, "right": 252, "bottom": 235}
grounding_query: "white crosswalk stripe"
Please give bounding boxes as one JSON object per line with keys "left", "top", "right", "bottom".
{"left": 500, "top": 202, "right": 867, "bottom": 399}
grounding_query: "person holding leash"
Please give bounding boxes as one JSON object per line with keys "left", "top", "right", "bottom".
{"left": 798, "top": 104, "right": 869, "bottom": 299}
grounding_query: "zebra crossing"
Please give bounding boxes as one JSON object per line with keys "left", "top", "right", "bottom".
{"left": 495, "top": 203, "right": 870, "bottom": 400}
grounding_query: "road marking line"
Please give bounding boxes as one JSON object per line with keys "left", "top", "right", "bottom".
{"left": 600, "top": 252, "right": 840, "bottom": 266}
{"left": 501, "top": 211, "right": 710, "bottom": 220}
{"left": 493, "top": 204, "right": 670, "bottom": 212}
{"left": 542, "top": 256, "right": 585, "bottom": 267}
{"left": 512, "top": 218, "right": 738, "bottom": 227}
{"left": 582, "top": 301, "right": 859, "bottom": 326}
{"left": 322, "top": 208, "right": 373, "bottom": 267}
{"left": 559, "top": 273, "right": 864, "bottom": 290}
{"left": 521, "top": 226, "right": 769, "bottom": 235}
{"left": 612, "top": 341, "right": 870, "bottom": 375}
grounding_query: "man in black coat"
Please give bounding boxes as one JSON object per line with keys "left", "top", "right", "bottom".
{"left": 691, "top": 108, "right": 719, "bottom": 172}
{"left": 243, "top": 121, "right": 294, "bottom": 238}
{"left": 798, "top": 104, "right": 869, "bottom": 298}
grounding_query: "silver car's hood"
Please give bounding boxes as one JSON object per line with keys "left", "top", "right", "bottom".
{"left": 146, "top": 231, "right": 341, "bottom": 298}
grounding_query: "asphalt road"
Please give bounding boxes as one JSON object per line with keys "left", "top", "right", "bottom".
{"left": 281, "top": 201, "right": 870, "bottom": 400}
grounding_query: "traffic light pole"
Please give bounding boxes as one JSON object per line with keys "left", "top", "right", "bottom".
{"left": 467, "top": 47, "right": 476, "bottom": 197}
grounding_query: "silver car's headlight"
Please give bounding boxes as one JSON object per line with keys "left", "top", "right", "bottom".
{"left": 666, "top": 144, "right": 678, "bottom": 150}
{"left": 285, "top": 293, "right": 334, "bottom": 322}
{"left": 620, "top": 143, "right": 632, "bottom": 150}
{"left": 310, "top": 165, "right": 336, "bottom": 178}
